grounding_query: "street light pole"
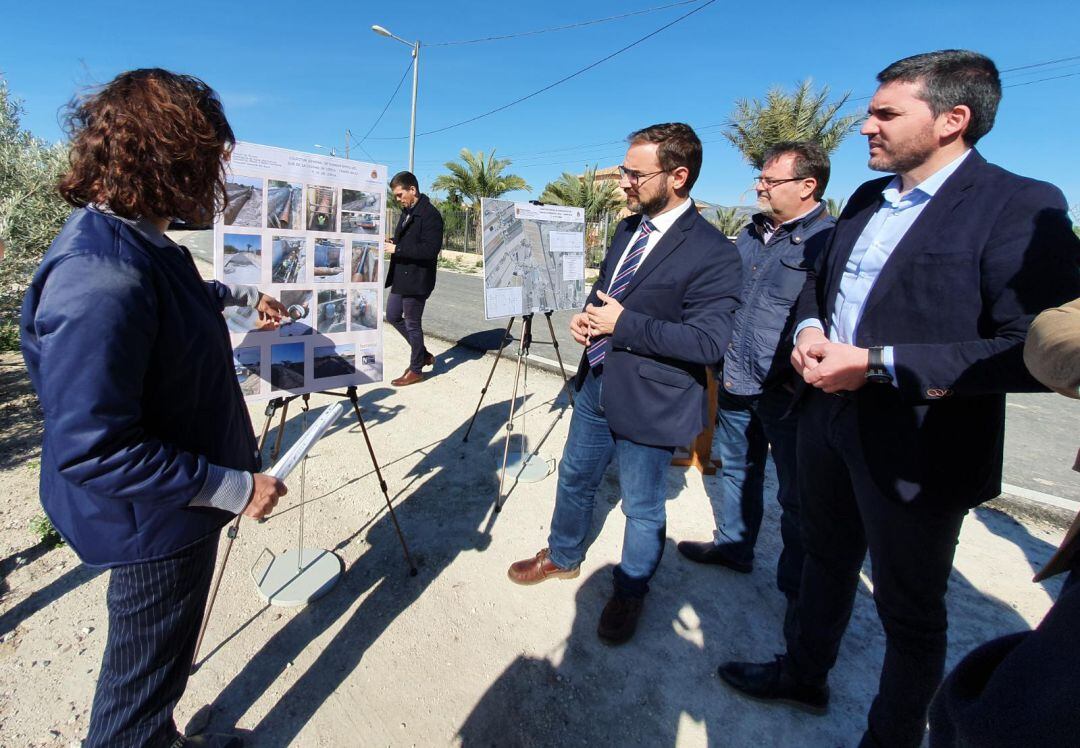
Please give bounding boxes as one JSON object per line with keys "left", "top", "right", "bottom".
{"left": 372, "top": 23, "right": 420, "bottom": 173}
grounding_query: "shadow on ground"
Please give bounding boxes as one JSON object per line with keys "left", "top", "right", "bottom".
{"left": 0, "top": 359, "right": 42, "bottom": 471}
{"left": 196, "top": 397, "right": 517, "bottom": 745}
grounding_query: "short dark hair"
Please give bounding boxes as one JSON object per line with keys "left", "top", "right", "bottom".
{"left": 389, "top": 171, "right": 419, "bottom": 192}
{"left": 762, "top": 141, "right": 831, "bottom": 201}
{"left": 627, "top": 122, "right": 702, "bottom": 191}
{"left": 877, "top": 49, "right": 1001, "bottom": 145}
{"left": 58, "top": 68, "right": 234, "bottom": 225}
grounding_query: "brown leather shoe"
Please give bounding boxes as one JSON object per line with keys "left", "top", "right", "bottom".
{"left": 597, "top": 595, "right": 643, "bottom": 644}
{"left": 507, "top": 548, "right": 580, "bottom": 585}
{"left": 423, "top": 352, "right": 435, "bottom": 367}
{"left": 392, "top": 369, "right": 424, "bottom": 387}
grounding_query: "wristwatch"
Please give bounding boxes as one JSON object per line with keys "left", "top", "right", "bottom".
{"left": 866, "top": 346, "right": 892, "bottom": 384}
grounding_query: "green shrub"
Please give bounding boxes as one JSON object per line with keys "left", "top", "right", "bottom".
{"left": 29, "top": 514, "right": 64, "bottom": 548}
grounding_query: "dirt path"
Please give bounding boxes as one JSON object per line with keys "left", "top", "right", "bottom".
{"left": 0, "top": 342, "right": 1069, "bottom": 747}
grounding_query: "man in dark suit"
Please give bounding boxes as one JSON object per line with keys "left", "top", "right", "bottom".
{"left": 717, "top": 50, "right": 1080, "bottom": 747}
{"left": 507, "top": 123, "right": 742, "bottom": 643}
{"left": 385, "top": 170, "right": 444, "bottom": 386}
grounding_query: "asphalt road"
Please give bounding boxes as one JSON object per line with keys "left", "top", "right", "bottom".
{"left": 419, "top": 268, "right": 1080, "bottom": 507}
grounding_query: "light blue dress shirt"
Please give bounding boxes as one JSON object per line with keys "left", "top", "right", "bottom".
{"left": 796, "top": 150, "right": 972, "bottom": 382}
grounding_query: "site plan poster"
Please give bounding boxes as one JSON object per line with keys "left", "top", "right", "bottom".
{"left": 480, "top": 199, "right": 586, "bottom": 320}
{"left": 213, "top": 142, "right": 386, "bottom": 401}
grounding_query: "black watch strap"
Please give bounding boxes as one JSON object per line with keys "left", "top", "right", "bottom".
{"left": 866, "top": 346, "right": 891, "bottom": 384}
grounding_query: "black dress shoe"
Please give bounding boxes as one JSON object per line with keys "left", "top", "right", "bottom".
{"left": 597, "top": 595, "right": 643, "bottom": 644}
{"left": 676, "top": 540, "right": 753, "bottom": 573}
{"left": 169, "top": 734, "right": 244, "bottom": 748}
{"left": 717, "top": 656, "right": 829, "bottom": 715}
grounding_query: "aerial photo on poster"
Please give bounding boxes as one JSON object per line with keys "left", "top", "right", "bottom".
{"left": 224, "top": 175, "right": 263, "bottom": 227}
{"left": 481, "top": 199, "right": 586, "bottom": 319}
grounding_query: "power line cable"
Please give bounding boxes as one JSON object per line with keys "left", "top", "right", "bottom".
{"left": 354, "top": 57, "right": 414, "bottom": 145}
{"left": 1001, "top": 55, "right": 1080, "bottom": 72}
{"left": 427, "top": 0, "right": 700, "bottom": 46}
{"left": 366, "top": 0, "right": 717, "bottom": 140}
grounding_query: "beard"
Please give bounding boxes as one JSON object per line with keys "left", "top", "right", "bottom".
{"left": 627, "top": 189, "right": 669, "bottom": 217}
{"left": 868, "top": 127, "right": 937, "bottom": 174}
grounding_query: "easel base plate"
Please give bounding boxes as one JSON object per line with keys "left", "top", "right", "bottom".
{"left": 255, "top": 549, "right": 343, "bottom": 607}
{"left": 504, "top": 451, "right": 552, "bottom": 483}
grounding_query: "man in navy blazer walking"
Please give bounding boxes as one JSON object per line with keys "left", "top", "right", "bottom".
{"left": 718, "top": 50, "right": 1080, "bottom": 747}
{"left": 507, "top": 123, "right": 742, "bottom": 643}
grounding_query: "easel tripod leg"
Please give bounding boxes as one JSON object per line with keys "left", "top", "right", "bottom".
{"left": 496, "top": 318, "right": 528, "bottom": 512}
{"left": 347, "top": 388, "right": 418, "bottom": 576}
{"left": 192, "top": 398, "right": 281, "bottom": 670}
{"left": 463, "top": 316, "right": 515, "bottom": 442}
{"left": 544, "top": 311, "right": 575, "bottom": 407}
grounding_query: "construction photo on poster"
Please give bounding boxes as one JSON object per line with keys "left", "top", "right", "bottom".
{"left": 480, "top": 199, "right": 586, "bottom": 320}
{"left": 213, "top": 142, "right": 386, "bottom": 400}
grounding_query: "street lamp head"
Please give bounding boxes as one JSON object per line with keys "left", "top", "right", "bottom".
{"left": 371, "top": 24, "right": 392, "bottom": 37}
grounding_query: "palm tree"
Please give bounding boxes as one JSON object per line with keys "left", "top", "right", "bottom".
{"left": 432, "top": 148, "right": 530, "bottom": 203}
{"left": 432, "top": 148, "right": 530, "bottom": 250}
{"left": 712, "top": 206, "right": 748, "bottom": 238}
{"left": 825, "top": 197, "right": 847, "bottom": 218}
{"left": 723, "top": 79, "right": 863, "bottom": 169}
{"left": 539, "top": 165, "right": 623, "bottom": 222}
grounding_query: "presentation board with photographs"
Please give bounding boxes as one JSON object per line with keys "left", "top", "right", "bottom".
{"left": 480, "top": 199, "right": 586, "bottom": 320}
{"left": 215, "top": 142, "right": 386, "bottom": 401}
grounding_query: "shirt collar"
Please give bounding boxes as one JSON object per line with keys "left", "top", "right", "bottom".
{"left": 641, "top": 197, "right": 694, "bottom": 235}
{"left": 882, "top": 149, "right": 972, "bottom": 205}
{"left": 90, "top": 204, "right": 178, "bottom": 250}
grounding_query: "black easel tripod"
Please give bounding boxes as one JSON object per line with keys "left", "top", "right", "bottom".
{"left": 192, "top": 385, "right": 416, "bottom": 669}
{"left": 461, "top": 311, "right": 576, "bottom": 512}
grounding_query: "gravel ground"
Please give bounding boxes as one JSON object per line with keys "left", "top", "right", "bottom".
{"left": 0, "top": 335, "right": 1070, "bottom": 747}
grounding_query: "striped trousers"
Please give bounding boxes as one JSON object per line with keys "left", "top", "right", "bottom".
{"left": 86, "top": 533, "right": 219, "bottom": 747}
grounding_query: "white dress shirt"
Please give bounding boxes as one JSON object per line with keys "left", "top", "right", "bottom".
{"left": 796, "top": 150, "right": 972, "bottom": 381}
{"left": 607, "top": 197, "right": 694, "bottom": 293}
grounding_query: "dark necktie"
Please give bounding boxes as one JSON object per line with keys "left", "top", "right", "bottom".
{"left": 586, "top": 219, "right": 655, "bottom": 368}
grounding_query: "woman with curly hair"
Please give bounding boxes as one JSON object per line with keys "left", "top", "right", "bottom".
{"left": 20, "top": 69, "right": 288, "bottom": 748}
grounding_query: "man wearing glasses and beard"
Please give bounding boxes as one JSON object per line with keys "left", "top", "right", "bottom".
{"left": 507, "top": 123, "right": 742, "bottom": 644}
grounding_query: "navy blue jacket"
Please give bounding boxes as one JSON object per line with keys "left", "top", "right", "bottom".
{"left": 796, "top": 151, "right": 1080, "bottom": 507}
{"left": 385, "top": 194, "right": 443, "bottom": 297}
{"left": 723, "top": 204, "right": 834, "bottom": 395}
{"left": 21, "top": 208, "right": 260, "bottom": 566}
{"left": 574, "top": 205, "right": 742, "bottom": 447}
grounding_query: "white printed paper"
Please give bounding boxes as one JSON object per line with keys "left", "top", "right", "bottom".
{"left": 485, "top": 287, "right": 524, "bottom": 318}
{"left": 562, "top": 254, "right": 585, "bottom": 281}
{"left": 549, "top": 231, "right": 584, "bottom": 253}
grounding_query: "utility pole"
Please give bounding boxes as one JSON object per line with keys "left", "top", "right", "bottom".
{"left": 345, "top": 128, "right": 351, "bottom": 160}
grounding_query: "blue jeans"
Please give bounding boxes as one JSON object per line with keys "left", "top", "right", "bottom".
{"left": 547, "top": 367, "right": 675, "bottom": 598}
{"left": 712, "top": 385, "right": 804, "bottom": 596}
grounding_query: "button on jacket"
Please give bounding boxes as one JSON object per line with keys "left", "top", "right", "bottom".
{"left": 20, "top": 207, "right": 260, "bottom": 567}
{"left": 723, "top": 204, "right": 835, "bottom": 395}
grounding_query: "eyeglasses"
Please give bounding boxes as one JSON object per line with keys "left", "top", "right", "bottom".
{"left": 618, "top": 165, "right": 669, "bottom": 185}
{"left": 754, "top": 175, "right": 804, "bottom": 188}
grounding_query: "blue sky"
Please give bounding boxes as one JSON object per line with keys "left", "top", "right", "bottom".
{"left": 4, "top": 0, "right": 1079, "bottom": 210}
